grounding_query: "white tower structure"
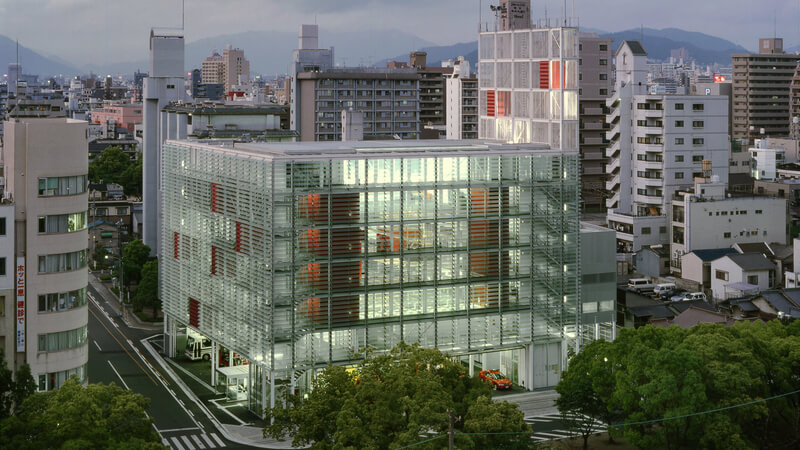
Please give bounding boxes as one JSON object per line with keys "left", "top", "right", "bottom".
{"left": 143, "top": 29, "right": 186, "bottom": 254}
{"left": 289, "top": 25, "right": 333, "bottom": 136}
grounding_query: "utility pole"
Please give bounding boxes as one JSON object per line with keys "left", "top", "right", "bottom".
{"left": 448, "top": 409, "right": 455, "bottom": 450}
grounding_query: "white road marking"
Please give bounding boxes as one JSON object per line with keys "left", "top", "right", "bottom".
{"left": 190, "top": 434, "right": 206, "bottom": 448}
{"left": 524, "top": 417, "right": 555, "bottom": 423}
{"left": 200, "top": 434, "right": 216, "bottom": 447}
{"left": 169, "top": 436, "right": 187, "bottom": 450}
{"left": 108, "top": 361, "right": 130, "bottom": 390}
{"left": 534, "top": 431, "right": 572, "bottom": 439}
{"left": 209, "top": 399, "right": 248, "bottom": 425}
{"left": 210, "top": 433, "right": 225, "bottom": 447}
{"left": 162, "top": 438, "right": 170, "bottom": 447}
{"left": 181, "top": 435, "right": 195, "bottom": 449}
{"left": 160, "top": 427, "right": 201, "bottom": 433}
{"left": 93, "top": 340, "right": 102, "bottom": 351}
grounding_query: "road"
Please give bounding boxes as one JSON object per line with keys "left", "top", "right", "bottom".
{"left": 500, "top": 390, "right": 607, "bottom": 442}
{"left": 86, "top": 282, "right": 245, "bottom": 449}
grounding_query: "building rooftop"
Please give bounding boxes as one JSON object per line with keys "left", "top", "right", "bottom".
{"left": 722, "top": 252, "right": 776, "bottom": 271}
{"left": 162, "top": 102, "right": 287, "bottom": 115}
{"left": 689, "top": 248, "right": 738, "bottom": 262}
{"left": 166, "top": 139, "right": 557, "bottom": 161}
{"left": 619, "top": 40, "right": 647, "bottom": 56}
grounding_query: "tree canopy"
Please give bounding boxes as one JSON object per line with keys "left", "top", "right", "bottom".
{"left": 122, "top": 239, "right": 151, "bottom": 287}
{"left": 88, "top": 146, "right": 142, "bottom": 197}
{"left": 264, "top": 342, "right": 531, "bottom": 449}
{"left": 134, "top": 259, "right": 160, "bottom": 317}
{"left": 0, "top": 378, "right": 162, "bottom": 449}
{"left": 0, "top": 351, "right": 36, "bottom": 420}
{"left": 556, "top": 320, "right": 800, "bottom": 450}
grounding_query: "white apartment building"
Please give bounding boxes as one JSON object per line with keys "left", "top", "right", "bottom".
{"left": 289, "top": 25, "right": 334, "bottom": 137}
{"left": 2, "top": 118, "right": 89, "bottom": 391}
{"left": 750, "top": 139, "right": 786, "bottom": 180}
{"left": 606, "top": 41, "right": 729, "bottom": 253}
{"left": 785, "top": 239, "right": 800, "bottom": 288}
{"left": 671, "top": 180, "right": 787, "bottom": 274}
{"left": 445, "top": 58, "right": 478, "bottom": 140}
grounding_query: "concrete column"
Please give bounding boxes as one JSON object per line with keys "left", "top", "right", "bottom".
{"left": 211, "top": 341, "right": 218, "bottom": 388}
{"left": 468, "top": 354, "right": 475, "bottom": 377}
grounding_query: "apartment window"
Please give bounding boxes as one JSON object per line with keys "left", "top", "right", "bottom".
{"left": 599, "top": 73, "right": 608, "bottom": 80}
{"left": 739, "top": 210, "right": 747, "bottom": 215}
{"left": 692, "top": 121, "right": 705, "bottom": 128}
{"left": 0, "top": 296, "right": 3, "bottom": 317}
{"left": 724, "top": 232, "right": 731, "bottom": 238}
{"left": 693, "top": 138, "right": 704, "bottom": 145}
{"left": 721, "top": 211, "right": 728, "bottom": 216}
{"left": 692, "top": 103, "right": 704, "bottom": 111}
{"left": 693, "top": 172, "right": 703, "bottom": 178}
{"left": 37, "top": 325, "right": 88, "bottom": 352}
{"left": 38, "top": 288, "right": 87, "bottom": 313}
{"left": 599, "top": 59, "right": 608, "bottom": 66}
{"left": 599, "top": 44, "right": 608, "bottom": 51}
{"left": 659, "top": 227, "right": 667, "bottom": 234}
{"left": 38, "top": 175, "right": 88, "bottom": 197}
{"left": 716, "top": 270, "right": 729, "bottom": 281}
{"left": 641, "top": 227, "right": 651, "bottom": 235}
{"left": 0, "top": 257, "right": 5, "bottom": 276}
{"left": 0, "top": 217, "right": 5, "bottom": 236}
{"left": 599, "top": 88, "right": 608, "bottom": 96}
{"left": 116, "top": 207, "right": 128, "bottom": 215}
{"left": 675, "top": 155, "right": 684, "bottom": 162}
{"left": 37, "top": 212, "right": 87, "bottom": 234}
{"left": 675, "top": 138, "right": 684, "bottom": 145}
{"left": 38, "top": 250, "right": 88, "bottom": 274}
{"left": 747, "top": 275, "right": 759, "bottom": 285}
{"left": 674, "top": 120, "right": 684, "bottom": 127}
{"left": 692, "top": 155, "right": 704, "bottom": 162}
{"left": 756, "top": 209, "right": 763, "bottom": 214}
{"left": 675, "top": 103, "right": 684, "bottom": 110}
{"left": 38, "top": 364, "right": 88, "bottom": 392}
{"left": 675, "top": 172, "right": 684, "bottom": 179}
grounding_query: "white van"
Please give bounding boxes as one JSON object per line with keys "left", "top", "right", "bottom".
{"left": 627, "top": 278, "right": 654, "bottom": 293}
{"left": 671, "top": 292, "right": 707, "bottom": 302}
{"left": 653, "top": 283, "right": 677, "bottom": 297}
{"left": 186, "top": 332, "right": 213, "bottom": 361}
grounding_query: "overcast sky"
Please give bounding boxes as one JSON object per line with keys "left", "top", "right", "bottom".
{"left": 1, "top": 0, "right": 799, "bottom": 65}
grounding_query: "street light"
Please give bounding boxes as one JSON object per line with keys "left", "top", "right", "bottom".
{"left": 105, "top": 253, "right": 123, "bottom": 304}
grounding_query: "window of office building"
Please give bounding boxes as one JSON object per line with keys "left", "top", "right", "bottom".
{"left": 37, "top": 325, "right": 88, "bottom": 352}
{"left": 38, "top": 287, "right": 87, "bottom": 313}
{"left": 38, "top": 250, "right": 88, "bottom": 274}
{"left": 38, "top": 175, "right": 87, "bottom": 197}
{"left": 38, "top": 211, "right": 87, "bottom": 234}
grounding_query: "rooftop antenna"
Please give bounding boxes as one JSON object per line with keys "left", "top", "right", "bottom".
{"left": 478, "top": 0, "right": 481, "bottom": 33}
{"left": 563, "top": 0, "right": 567, "bottom": 26}
{"left": 16, "top": 38, "right": 18, "bottom": 68}
{"left": 182, "top": 0, "right": 185, "bottom": 30}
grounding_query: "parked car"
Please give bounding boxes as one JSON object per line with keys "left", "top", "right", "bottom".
{"left": 627, "top": 278, "right": 655, "bottom": 293}
{"left": 653, "top": 283, "right": 677, "bottom": 298}
{"left": 478, "top": 370, "right": 512, "bottom": 390}
{"left": 657, "top": 289, "right": 681, "bottom": 300}
{"left": 671, "top": 292, "right": 707, "bottom": 302}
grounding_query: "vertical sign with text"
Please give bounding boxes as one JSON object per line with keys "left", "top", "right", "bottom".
{"left": 16, "top": 257, "right": 25, "bottom": 352}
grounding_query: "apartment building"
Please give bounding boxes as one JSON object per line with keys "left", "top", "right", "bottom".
{"left": 670, "top": 180, "right": 787, "bottom": 275}
{"left": 606, "top": 41, "right": 729, "bottom": 253}
{"left": 445, "top": 58, "right": 478, "bottom": 139}
{"left": 578, "top": 33, "right": 613, "bottom": 212}
{"left": 410, "top": 52, "right": 452, "bottom": 137}
{"left": 160, "top": 139, "right": 581, "bottom": 414}
{"left": 732, "top": 38, "right": 797, "bottom": 141}
{"left": 90, "top": 103, "right": 143, "bottom": 134}
{"left": 2, "top": 118, "right": 89, "bottom": 391}
{"left": 201, "top": 45, "right": 250, "bottom": 94}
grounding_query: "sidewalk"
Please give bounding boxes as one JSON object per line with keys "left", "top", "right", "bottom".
{"left": 88, "top": 271, "right": 162, "bottom": 331}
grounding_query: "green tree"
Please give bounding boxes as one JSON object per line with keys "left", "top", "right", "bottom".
{"left": 122, "top": 239, "right": 151, "bottom": 287}
{"left": 88, "top": 146, "right": 132, "bottom": 185}
{"left": 556, "top": 339, "right": 617, "bottom": 449}
{"left": 120, "top": 153, "right": 143, "bottom": 197}
{"left": 92, "top": 245, "right": 109, "bottom": 270}
{"left": 263, "top": 343, "right": 530, "bottom": 449}
{"left": 134, "top": 260, "right": 160, "bottom": 317}
{"left": 0, "top": 378, "right": 162, "bottom": 449}
{"left": 0, "top": 351, "right": 36, "bottom": 420}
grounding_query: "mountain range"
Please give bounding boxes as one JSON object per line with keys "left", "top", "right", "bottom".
{"left": 0, "top": 27, "right": 788, "bottom": 79}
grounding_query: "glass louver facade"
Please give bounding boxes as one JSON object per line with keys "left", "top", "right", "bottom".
{"left": 161, "top": 140, "right": 580, "bottom": 413}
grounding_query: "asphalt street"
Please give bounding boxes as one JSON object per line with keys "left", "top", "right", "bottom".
{"left": 86, "top": 282, "right": 249, "bottom": 449}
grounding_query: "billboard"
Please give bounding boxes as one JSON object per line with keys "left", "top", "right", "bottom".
{"left": 16, "top": 257, "right": 25, "bottom": 352}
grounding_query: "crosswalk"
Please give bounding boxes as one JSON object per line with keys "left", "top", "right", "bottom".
{"left": 524, "top": 413, "right": 607, "bottom": 442}
{"left": 162, "top": 432, "right": 226, "bottom": 449}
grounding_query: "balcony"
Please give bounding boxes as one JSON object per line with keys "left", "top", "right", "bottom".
{"left": 606, "top": 174, "right": 620, "bottom": 192}
{"left": 606, "top": 192, "right": 620, "bottom": 209}
{"left": 606, "top": 140, "right": 621, "bottom": 158}
{"left": 582, "top": 121, "right": 605, "bottom": 130}
{"left": 581, "top": 136, "right": 605, "bottom": 146}
{"left": 607, "top": 157, "right": 620, "bottom": 174}
{"left": 583, "top": 107, "right": 603, "bottom": 116}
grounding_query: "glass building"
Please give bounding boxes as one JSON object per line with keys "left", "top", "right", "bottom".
{"left": 161, "top": 139, "right": 580, "bottom": 413}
